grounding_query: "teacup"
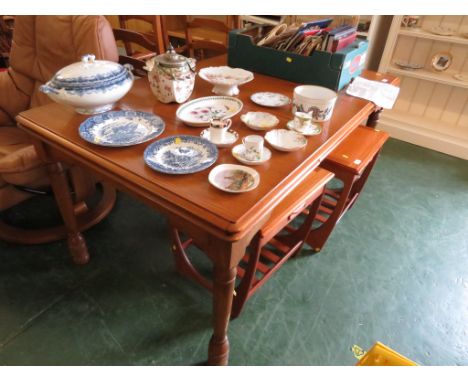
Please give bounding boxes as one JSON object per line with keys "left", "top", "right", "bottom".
{"left": 294, "top": 111, "right": 313, "bottom": 130}
{"left": 209, "top": 118, "right": 232, "bottom": 143}
{"left": 293, "top": 85, "right": 337, "bottom": 122}
{"left": 242, "top": 135, "right": 264, "bottom": 161}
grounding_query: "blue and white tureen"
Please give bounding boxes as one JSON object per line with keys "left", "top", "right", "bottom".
{"left": 40, "top": 54, "right": 134, "bottom": 115}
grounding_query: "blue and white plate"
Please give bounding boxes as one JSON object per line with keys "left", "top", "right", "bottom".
{"left": 144, "top": 135, "right": 218, "bottom": 174}
{"left": 79, "top": 110, "right": 165, "bottom": 147}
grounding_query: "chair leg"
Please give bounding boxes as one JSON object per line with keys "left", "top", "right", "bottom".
{"left": 306, "top": 170, "right": 357, "bottom": 252}
{"left": 347, "top": 150, "right": 381, "bottom": 211}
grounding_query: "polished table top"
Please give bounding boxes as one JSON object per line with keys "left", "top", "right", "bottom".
{"left": 17, "top": 55, "right": 397, "bottom": 242}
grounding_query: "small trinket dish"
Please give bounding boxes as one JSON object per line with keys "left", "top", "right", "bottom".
{"left": 240, "top": 111, "right": 279, "bottom": 130}
{"left": 208, "top": 164, "right": 260, "bottom": 193}
{"left": 232, "top": 144, "right": 272, "bottom": 165}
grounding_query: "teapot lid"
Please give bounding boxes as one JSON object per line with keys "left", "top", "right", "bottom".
{"left": 154, "top": 44, "right": 192, "bottom": 68}
{"left": 49, "top": 54, "right": 129, "bottom": 90}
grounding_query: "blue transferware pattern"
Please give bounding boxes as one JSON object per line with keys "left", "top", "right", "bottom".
{"left": 144, "top": 135, "right": 218, "bottom": 174}
{"left": 79, "top": 110, "right": 165, "bottom": 147}
{"left": 47, "top": 67, "right": 132, "bottom": 96}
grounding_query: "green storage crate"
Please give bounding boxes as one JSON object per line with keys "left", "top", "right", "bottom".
{"left": 227, "top": 26, "right": 369, "bottom": 91}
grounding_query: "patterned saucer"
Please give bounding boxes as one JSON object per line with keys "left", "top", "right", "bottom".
{"left": 176, "top": 96, "right": 243, "bottom": 127}
{"left": 144, "top": 135, "right": 218, "bottom": 174}
{"left": 250, "top": 92, "right": 291, "bottom": 108}
{"left": 200, "top": 128, "right": 239, "bottom": 147}
{"left": 79, "top": 110, "right": 165, "bottom": 147}
{"left": 286, "top": 120, "right": 322, "bottom": 136}
{"left": 265, "top": 129, "right": 308, "bottom": 152}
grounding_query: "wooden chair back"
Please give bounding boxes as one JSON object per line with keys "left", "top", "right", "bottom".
{"left": 184, "top": 16, "right": 239, "bottom": 58}
{"left": 113, "top": 28, "right": 156, "bottom": 77}
{"left": 118, "top": 15, "right": 168, "bottom": 55}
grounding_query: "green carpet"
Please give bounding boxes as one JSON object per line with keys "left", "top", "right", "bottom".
{"left": 1, "top": 138, "right": 468, "bottom": 365}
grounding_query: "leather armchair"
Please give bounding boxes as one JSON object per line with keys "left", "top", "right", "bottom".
{"left": 0, "top": 16, "right": 118, "bottom": 253}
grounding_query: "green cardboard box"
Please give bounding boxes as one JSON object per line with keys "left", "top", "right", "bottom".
{"left": 227, "top": 27, "right": 368, "bottom": 91}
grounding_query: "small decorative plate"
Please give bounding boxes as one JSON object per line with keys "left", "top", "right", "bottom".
{"left": 265, "top": 129, "right": 308, "bottom": 152}
{"left": 199, "top": 66, "right": 254, "bottom": 96}
{"left": 394, "top": 60, "right": 423, "bottom": 70}
{"left": 200, "top": 128, "right": 239, "bottom": 147}
{"left": 232, "top": 144, "right": 272, "bottom": 165}
{"left": 176, "top": 96, "right": 243, "bottom": 127}
{"left": 427, "top": 26, "right": 455, "bottom": 36}
{"left": 79, "top": 110, "right": 165, "bottom": 147}
{"left": 144, "top": 135, "right": 218, "bottom": 174}
{"left": 250, "top": 92, "right": 291, "bottom": 108}
{"left": 286, "top": 120, "right": 322, "bottom": 136}
{"left": 240, "top": 111, "right": 279, "bottom": 130}
{"left": 453, "top": 73, "right": 468, "bottom": 82}
{"left": 208, "top": 164, "right": 260, "bottom": 193}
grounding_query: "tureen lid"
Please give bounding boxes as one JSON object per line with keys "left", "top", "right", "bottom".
{"left": 49, "top": 54, "right": 130, "bottom": 90}
{"left": 154, "top": 44, "right": 193, "bottom": 68}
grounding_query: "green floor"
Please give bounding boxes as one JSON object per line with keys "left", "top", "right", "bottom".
{"left": 1, "top": 138, "right": 468, "bottom": 366}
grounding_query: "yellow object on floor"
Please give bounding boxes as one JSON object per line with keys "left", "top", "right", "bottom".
{"left": 356, "top": 342, "right": 417, "bottom": 366}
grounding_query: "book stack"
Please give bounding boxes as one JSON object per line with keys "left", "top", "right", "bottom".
{"left": 322, "top": 25, "right": 357, "bottom": 53}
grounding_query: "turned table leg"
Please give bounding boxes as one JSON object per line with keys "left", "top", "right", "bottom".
{"left": 208, "top": 265, "right": 237, "bottom": 366}
{"left": 46, "top": 161, "right": 89, "bottom": 265}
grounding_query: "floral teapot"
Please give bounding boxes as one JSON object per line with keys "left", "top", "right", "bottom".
{"left": 145, "top": 44, "right": 196, "bottom": 104}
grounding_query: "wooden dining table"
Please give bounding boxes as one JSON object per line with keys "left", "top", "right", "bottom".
{"left": 16, "top": 55, "right": 397, "bottom": 365}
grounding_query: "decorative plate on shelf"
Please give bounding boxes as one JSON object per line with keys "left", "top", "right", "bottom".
{"left": 431, "top": 52, "right": 453, "bottom": 72}
{"left": 79, "top": 110, "right": 165, "bottom": 147}
{"left": 265, "top": 129, "right": 308, "bottom": 152}
{"left": 250, "top": 92, "right": 291, "bottom": 108}
{"left": 144, "top": 135, "right": 218, "bottom": 174}
{"left": 176, "top": 96, "right": 243, "bottom": 127}
{"left": 208, "top": 164, "right": 260, "bottom": 193}
{"left": 427, "top": 25, "right": 456, "bottom": 36}
{"left": 393, "top": 60, "right": 423, "bottom": 70}
{"left": 453, "top": 73, "right": 468, "bottom": 82}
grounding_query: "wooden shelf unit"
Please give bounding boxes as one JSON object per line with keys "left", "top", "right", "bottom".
{"left": 378, "top": 15, "right": 468, "bottom": 160}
